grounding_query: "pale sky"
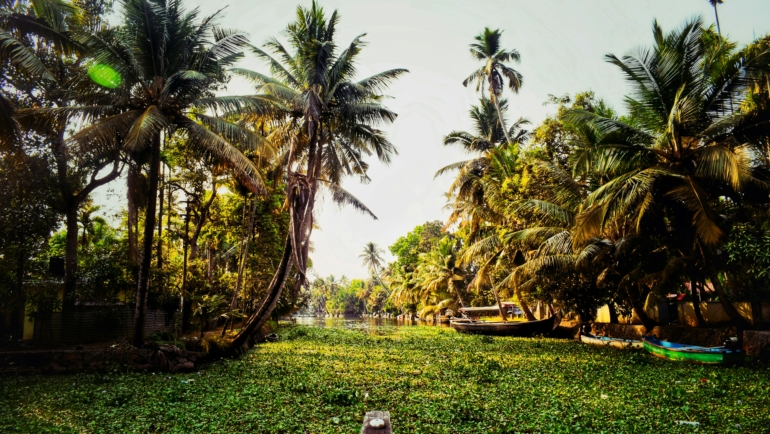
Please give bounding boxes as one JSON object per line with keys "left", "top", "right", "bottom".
{"left": 95, "top": 0, "right": 770, "bottom": 280}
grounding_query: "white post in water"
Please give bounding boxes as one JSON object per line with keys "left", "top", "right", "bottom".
{"left": 361, "top": 411, "right": 392, "bottom": 434}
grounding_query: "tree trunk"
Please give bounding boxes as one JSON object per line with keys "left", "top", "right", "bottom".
{"left": 232, "top": 196, "right": 257, "bottom": 308}
{"left": 189, "top": 180, "right": 217, "bottom": 261}
{"left": 157, "top": 163, "right": 164, "bottom": 269}
{"left": 690, "top": 280, "right": 705, "bottom": 327}
{"left": 127, "top": 164, "right": 140, "bottom": 264}
{"left": 707, "top": 269, "right": 752, "bottom": 329}
{"left": 223, "top": 196, "right": 257, "bottom": 337}
{"left": 229, "top": 233, "right": 293, "bottom": 350}
{"left": 490, "top": 91, "right": 513, "bottom": 144}
{"left": 513, "top": 280, "right": 536, "bottom": 321}
{"left": 133, "top": 134, "right": 161, "bottom": 347}
{"left": 625, "top": 282, "right": 657, "bottom": 331}
{"left": 63, "top": 203, "right": 79, "bottom": 309}
{"left": 490, "top": 284, "right": 507, "bottom": 322}
{"left": 608, "top": 303, "right": 619, "bottom": 324}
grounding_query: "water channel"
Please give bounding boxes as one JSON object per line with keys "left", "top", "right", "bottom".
{"left": 294, "top": 316, "right": 451, "bottom": 329}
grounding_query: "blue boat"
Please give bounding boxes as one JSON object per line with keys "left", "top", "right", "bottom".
{"left": 642, "top": 336, "right": 744, "bottom": 364}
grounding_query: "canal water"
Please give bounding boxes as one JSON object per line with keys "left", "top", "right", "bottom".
{"left": 294, "top": 316, "right": 450, "bottom": 329}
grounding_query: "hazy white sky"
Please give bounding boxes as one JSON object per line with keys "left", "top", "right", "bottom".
{"left": 95, "top": 0, "right": 770, "bottom": 280}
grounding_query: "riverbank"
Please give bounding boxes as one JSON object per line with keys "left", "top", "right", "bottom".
{"left": 1, "top": 325, "right": 768, "bottom": 433}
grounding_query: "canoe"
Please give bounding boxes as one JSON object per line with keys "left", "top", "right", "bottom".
{"left": 580, "top": 334, "right": 642, "bottom": 349}
{"left": 451, "top": 312, "right": 562, "bottom": 336}
{"left": 642, "top": 336, "right": 744, "bottom": 365}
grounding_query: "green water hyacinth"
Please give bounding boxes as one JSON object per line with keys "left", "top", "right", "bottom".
{"left": 0, "top": 325, "right": 768, "bottom": 433}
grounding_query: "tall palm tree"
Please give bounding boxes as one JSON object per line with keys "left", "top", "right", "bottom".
{"left": 360, "top": 242, "right": 389, "bottom": 290}
{"left": 229, "top": 1, "right": 405, "bottom": 349}
{"left": 708, "top": 0, "right": 723, "bottom": 37}
{"left": 54, "top": 0, "right": 272, "bottom": 346}
{"left": 463, "top": 28, "right": 523, "bottom": 145}
{"left": 566, "top": 18, "right": 770, "bottom": 327}
{"left": 436, "top": 98, "right": 529, "bottom": 235}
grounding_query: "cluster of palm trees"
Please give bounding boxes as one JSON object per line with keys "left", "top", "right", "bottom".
{"left": 1, "top": 0, "right": 403, "bottom": 348}
{"left": 385, "top": 18, "right": 770, "bottom": 328}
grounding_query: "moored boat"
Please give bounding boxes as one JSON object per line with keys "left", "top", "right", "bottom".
{"left": 580, "top": 333, "right": 642, "bottom": 349}
{"left": 642, "top": 336, "right": 744, "bottom": 364}
{"left": 450, "top": 312, "right": 562, "bottom": 336}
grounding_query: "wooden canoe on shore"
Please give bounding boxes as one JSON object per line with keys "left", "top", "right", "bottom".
{"left": 450, "top": 312, "right": 562, "bottom": 336}
{"left": 580, "top": 334, "right": 642, "bottom": 349}
{"left": 642, "top": 336, "right": 744, "bottom": 365}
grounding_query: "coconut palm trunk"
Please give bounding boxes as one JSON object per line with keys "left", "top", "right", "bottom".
{"left": 133, "top": 134, "right": 161, "bottom": 347}
{"left": 490, "top": 91, "right": 512, "bottom": 144}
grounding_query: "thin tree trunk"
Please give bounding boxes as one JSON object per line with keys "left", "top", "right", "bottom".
{"left": 490, "top": 284, "right": 507, "bottom": 322}
{"left": 707, "top": 268, "right": 752, "bottom": 329}
{"left": 223, "top": 197, "right": 257, "bottom": 337}
{"left": 157, "top": 163, "right": 164, "bottom": 269}
{"left": 691, "top": 279, "right": 705, "bottom": 327}
{"left": 233, "top": 197, "right": 257, "bottom": 308}
{"left": 713, "top": 5, "right": 721, "bottom": 37}
{"left": 513, "top": 280, "right": 536, "bottom": 321}
{"left": 490, "top": 92, "right": 513, "bottom": 144}
{"left": 133, "top": 134, "right": 161, "bottom": 347}
{"left": 63, "top": 203, "right": 79, "bottom": 309}
{"left": 189, "top": 180, "right": 217, "bottom": 261}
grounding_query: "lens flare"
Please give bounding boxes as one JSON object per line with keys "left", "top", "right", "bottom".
{"left": 88, "top": 64, "right": 122, "bottom": 89}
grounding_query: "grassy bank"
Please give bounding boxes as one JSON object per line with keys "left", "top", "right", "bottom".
{"left": 1, "top": 325, "right": 769, "bottom": 433}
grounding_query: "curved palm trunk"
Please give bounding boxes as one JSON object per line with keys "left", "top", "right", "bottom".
{"left": 133, "top": 134, "right": 161, "bottom": 347}
{"left": 229, "top": 233, "right": 293, "bottom": 349}
{"left": 372, "top": 264, "right": 389, "bottom": 291}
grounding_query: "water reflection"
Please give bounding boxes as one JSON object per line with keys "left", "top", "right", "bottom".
{"left": 294, "top": 316, "right": 451, "bottom": 329}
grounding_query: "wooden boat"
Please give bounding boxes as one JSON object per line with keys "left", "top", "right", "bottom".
{"left": 451, "top": 312, "right": 562, "bottom": 336}
{"left": 580, "top": 333, "right": 642, "bottom": 349}
{"left": 642, "top": 336, "right": 744, "bottom": 365}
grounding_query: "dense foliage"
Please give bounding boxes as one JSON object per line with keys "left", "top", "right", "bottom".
{"left": 380, "top": 20, "right": 770, "bottom": 327}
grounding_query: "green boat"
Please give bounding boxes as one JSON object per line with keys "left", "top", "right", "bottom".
{"left": 642, "top": 336, "right": 744, "bottom": 365}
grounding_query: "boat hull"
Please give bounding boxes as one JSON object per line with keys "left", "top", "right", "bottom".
{"left": 451, "top": 312, "right": 562, "bottom": 337}
{"left": 580, "top": 334, "right": 642, "bottom": 349}
{"left": 642, "top": 336, "right": 744, "bottom": 365}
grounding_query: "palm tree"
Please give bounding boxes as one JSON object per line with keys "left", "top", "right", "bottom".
{"left": 360, "top": 242, "right": 389, "bottom": 290}
{"left": 55, "top": 0, "right": 272, "bottom": 346}
{"left": 229, "top": 1, "right": 405, "bottom": 349}
{"left": 463, "top": 28, "right": 523, "bottom": 145}
{"left": 436, "top": 98, "right": 529, "bottom": 235}
{"left": 413, "top": 236, "right": 468, "bottom": 308}
{"left": 708, "top": 0, "right": 723, "bottom": 37}
{"left": 566, "top": 18, "right": 770, "bottom": 327}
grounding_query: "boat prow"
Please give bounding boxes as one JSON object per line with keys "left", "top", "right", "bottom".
{"left": 642, "top": 336, "right": 744, "bottom": 365}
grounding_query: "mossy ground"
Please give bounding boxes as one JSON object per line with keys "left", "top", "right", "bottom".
{"left": 1, "top": 325, "right": 769, "bottom": 433}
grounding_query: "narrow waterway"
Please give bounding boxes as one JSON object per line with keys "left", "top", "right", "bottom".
{"left": 294, "top": 316, "right": 451, "bottom": 329}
